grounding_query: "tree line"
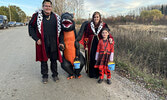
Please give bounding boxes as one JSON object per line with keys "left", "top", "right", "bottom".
{"left": 143, "top": 4, "right": 167, "bottom": 15}
{"left": 1, "top": 2, "right": 166, "bottom": 25}
{"left": 0, "top": 5, "right": 26, "bottom": 22}
{"left": 103, "top": 4, "right": 167, "bottom": 25}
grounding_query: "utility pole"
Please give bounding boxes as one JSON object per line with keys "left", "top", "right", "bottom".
{"left": 89, "top": 13, "right": 90, "bottom": 20}
{"left": 8, "top": 4, "right": 11, "bottom": 21}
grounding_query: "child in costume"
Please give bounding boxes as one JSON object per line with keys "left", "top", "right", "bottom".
{"left": 94, "top": 28, "right": 114, "bottom": 85}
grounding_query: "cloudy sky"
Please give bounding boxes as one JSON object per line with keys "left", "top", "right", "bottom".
{"left": 0, "top": 0, "right": 166, "bottom": 18}
{"left": 84, "top": 0, "right": 167, "bottom": 18}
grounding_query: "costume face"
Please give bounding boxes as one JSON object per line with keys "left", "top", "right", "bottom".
{"left": 61, "top": 12, "right": 75, "bottom": 31}
{"left": 102, "top": 30, "right": 109, "bottom": 40}
{"left": 42, "top": 2, "right": 52, "bottom": 15}
{"left": 93, "top": 14, "right": 100, "bottom": 25}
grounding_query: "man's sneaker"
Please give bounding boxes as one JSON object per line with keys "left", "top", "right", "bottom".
{"left": 98, "top": 79, "right": 103, "bottom": 84}
{"left": 107, "top": 79, "right": 111, "bottom": 85}
{"left": 53, "top": 76, "right": 59, "bottom": 82}
{"left": 42, "top": 78, "right": 48, "bottom": 84}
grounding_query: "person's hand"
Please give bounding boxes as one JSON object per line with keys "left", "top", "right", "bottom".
{"left": 85, "top": 47, "right": 88, "bottom": 51}
{"left": 37, "top": 39, "right": 41, "bottom": 45}
{"left": 108, "top": 61, "right": 113, "bottom": 63}
{"left": 109, "top": 38, "right": 113, "bottom": 44}
{"left": 59, "top": 44, "right": 65, "bottom": 50}
{"left": 74, "top": 56, "right": 79, "bottom": 61}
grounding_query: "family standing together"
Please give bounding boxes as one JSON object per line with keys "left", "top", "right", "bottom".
{"left": 28, "top": 0, "right": 115, "bottom": 85}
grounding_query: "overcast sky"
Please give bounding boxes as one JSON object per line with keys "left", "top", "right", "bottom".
{"left": 0, "top": 0, "right": 166, "bottom": 18}
{"left": 84, "top": 0, "right": 167, "bottom": 18}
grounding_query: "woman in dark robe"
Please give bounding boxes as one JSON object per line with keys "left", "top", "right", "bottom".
{"left": 79, "top": 11, "right": 114, "bottom": 78}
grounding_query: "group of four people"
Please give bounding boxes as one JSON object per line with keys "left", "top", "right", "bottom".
{"left": 28, "top": 0, "right": 114, "bottom": 85}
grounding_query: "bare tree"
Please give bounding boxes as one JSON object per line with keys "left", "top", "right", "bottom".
{"left": 73, "top": 0, "right": 84, "bottom": 19}
{"left": 51, "top": 0, "right": 84, "bottom": 19}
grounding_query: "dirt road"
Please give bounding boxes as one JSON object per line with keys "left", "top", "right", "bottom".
{"left": 0, "top": 26, "right": 160, "bottom": 100}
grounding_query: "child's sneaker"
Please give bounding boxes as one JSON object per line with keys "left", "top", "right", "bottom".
{"left": 98, "top": 79, "right": 103, "bottom": 84}
{"left": 107, "top": 79, "right": 111, "bottom": 85}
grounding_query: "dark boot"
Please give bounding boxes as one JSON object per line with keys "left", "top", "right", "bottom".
{"left": 98, "top": 79, "right": 103, "bottom": 84}
{"left": 107, "top": 79, "right": 111, "bottom": 85}
{"left": 53, "top": 76, "right": 59, "bottom": 82}
{"left": 42, "top": 78, "right": 48, "bottom": 84}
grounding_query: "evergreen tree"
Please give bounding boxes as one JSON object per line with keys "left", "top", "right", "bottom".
{"left": 161, "top": 5, "right": 164, "bottom": 14}
{"left": 165, "top": 5, "right": 167, "bottom": 15}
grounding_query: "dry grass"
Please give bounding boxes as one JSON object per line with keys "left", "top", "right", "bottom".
{"left": 110, "top": 24, "right": 167, "bottom": 99}
{"left": 110, "top": 24, "right": 167, "bottom": 76}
